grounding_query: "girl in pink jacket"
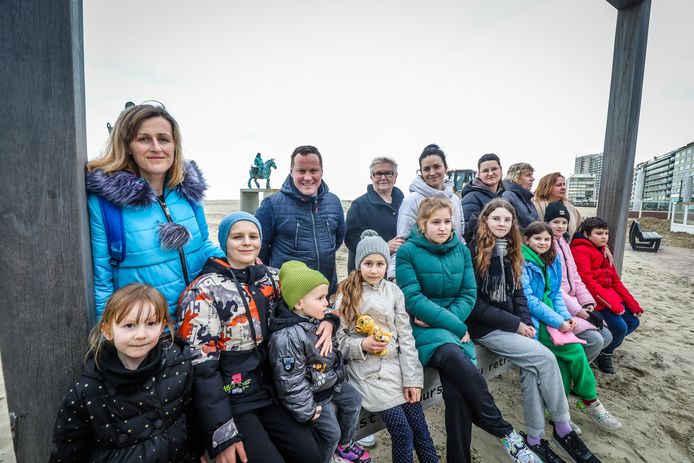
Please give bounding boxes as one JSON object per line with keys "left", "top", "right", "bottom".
{"left": 544, "top": 202, "right": 613, "bottom": 363}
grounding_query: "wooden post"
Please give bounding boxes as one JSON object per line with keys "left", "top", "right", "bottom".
{"left": 598, "top": 0, "right": 651, "bottom": 274}
{"left": 0, "top": 1, "right": 93, "bottom": 460}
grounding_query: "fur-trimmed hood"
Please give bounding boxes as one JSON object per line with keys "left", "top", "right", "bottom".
{"left": 85, "top": 160, "right": 208, "bottom": 208}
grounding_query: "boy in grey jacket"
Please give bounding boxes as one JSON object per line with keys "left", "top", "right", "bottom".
{"left": 269, "top": 260, "right": 370, "bottom": 463}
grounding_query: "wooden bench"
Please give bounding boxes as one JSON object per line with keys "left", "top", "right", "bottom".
{"left": 629, "top": 219, "right": 662, "bottom": 252}
{"left": 353, "top": 344, "right": 512, "bottom": 439}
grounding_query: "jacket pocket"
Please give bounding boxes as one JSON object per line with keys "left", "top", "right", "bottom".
{"left": 326, "top": 219, "right": 336, "bottom": 250}
{"left": 294, "top": 221, "right": 301, "bottom": 248}
{"left": 220, "top": 350, "right": 262, "bottom": 397}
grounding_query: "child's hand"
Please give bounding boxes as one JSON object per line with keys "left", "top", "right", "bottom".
{"left": 517, "top": 322, "right": 535, "bottom": 338}
{"left": 312, "top": 405, "right": 322, "bottom": 421}
{"left": 315, "top": 321, "right": 334, "bottom": 356}
{"left": 576, "top": 309, "right": 590, "bottom": 320}
{"left": 413, "top": 317, "right": 430, "bottom": 328}
{"left": 461, "top": 332, "right": 470, "bottom": 343}
{"left": 404, "top": 387, "right": 421, "bottom": 403}
{"left": 583, "top": 304, "right": 595, "bottom": 311}
{"left": 361, "top": 336, "right": 389, "bottom": 354}
{"left": 566, "top": 319, "right": 577, "bottom": 330}
{"left": 559, "top": 322, "right": 572, "bottom": 333}
{"left": 207, "top": 441, "right": 248, "bottom": 463}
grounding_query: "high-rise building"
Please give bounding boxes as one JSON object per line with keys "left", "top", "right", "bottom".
{"left": 568, "top": 153, "right": 603, "bottom": 206}
{"left": 671, "top": 142, "right": 694, "bottom": 201}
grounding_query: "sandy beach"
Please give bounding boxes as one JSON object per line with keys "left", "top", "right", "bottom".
{"left": 203, "top": 199, "right": 694, "bottom": 463}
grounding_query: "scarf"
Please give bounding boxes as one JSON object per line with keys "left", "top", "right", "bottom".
{"left": 97, "top": 342, "right": 164, "bottom": 393}
{"left": 521, "top": 244, "right": 553, "bottom": 309}
{"left": 481, "top": 238, "right": 509, "bottom": 303}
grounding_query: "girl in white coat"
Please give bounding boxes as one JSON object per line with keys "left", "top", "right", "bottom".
{"left": 336, "top": 231, "right": 439, "bottom": 463}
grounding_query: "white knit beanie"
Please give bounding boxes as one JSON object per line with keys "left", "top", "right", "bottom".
{"left": 355, "top": 230, "right": 390, "bottom": 270}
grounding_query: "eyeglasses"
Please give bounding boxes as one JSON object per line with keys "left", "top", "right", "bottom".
{"left": 372, "top": 170, "right": 395, "bottom": 179}
{"left": 480, "top": 166, "right": 501, "bottom": 175}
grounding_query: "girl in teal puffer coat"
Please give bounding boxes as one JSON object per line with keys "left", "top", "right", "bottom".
{"left": 396, "top": 197, "right": 539, "bottom": 463}
{"left": 86, "top": 104, "right": 223, "bottom": 320}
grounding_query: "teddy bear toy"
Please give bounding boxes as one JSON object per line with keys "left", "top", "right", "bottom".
{"left": 354, "top": 314, "right": 393, "bottom": 357}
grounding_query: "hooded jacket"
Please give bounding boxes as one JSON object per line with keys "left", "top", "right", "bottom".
{"left": 50, "top": 340, "right": 199, "bottom": 463}
{"left": 395, "top": 229, "right": 477, "bottom": 366}
{"left": 466, "top": 239, "right": 533, "bottom": 340}
{"left": 86, "top": 161, "right": 223, "bottom": 319}
{"left": 268, "top": 302, "right": 344, "bottom": 423}
{"left": 520, "top": 250, "right": 572, "bottom": 338}
{"left": 554, "top": 235, "right": 597, "bottom": 334}
{"left": 461, "top": 178, "right": 505, "bottom": 242}
{"left": 396, "top": 176, "right": 464, "bottom": 242}
{"left": 569, "top": 235, "right": 643, "bottom": 315}
{"left": 335, "top": 279, "right": 423, "bottom": 412}
{"left": 345, "top": 184, "right": 404, "bottom": 272}
{"left": 176, "top": 259, "right": 281, "bottom": 456}
{"left": 255, "top": 175, "right": 345, "bottom": 294}
{"left": 500, "top": 180, "right": 539, "bottom": 230}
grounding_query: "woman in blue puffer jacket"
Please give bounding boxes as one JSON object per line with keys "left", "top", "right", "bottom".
{"left": 86, "top": 103, "right": 223, "bottom": 319}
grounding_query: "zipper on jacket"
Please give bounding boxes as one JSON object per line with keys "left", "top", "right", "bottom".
{"left": 294, "top": 221, "right": 300, "bottom": 248}
{"left": 558, "top": 243, "right": 573, "bottom": 294}
{"left": 157, "top": 198, "right": 191, "bottom": 285}
{"left": 310, "top": 205, "right": 320, "bottom": 270}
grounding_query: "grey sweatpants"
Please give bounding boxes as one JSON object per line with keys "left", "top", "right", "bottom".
{"left": 576, "top": 327, "right": 613, "bottom": 363}
{"left": 477, "top": 330, "right": 570, "bottom": 438}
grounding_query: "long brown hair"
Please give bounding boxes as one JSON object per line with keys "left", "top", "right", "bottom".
{"left": 534, "top": 172, "right": 564, "bottom": 201}
{"left": 523, "top": 222, "right": 557, "bottom": 266}
{"left": 336, "top": 270, "right": 366, "bottom": 326}
{"left": 87, "top": 104, "right": 186, "bottom": 188}
{"left": 87, "top": 283, "right": 173, "bottom": 366}
{"left": 474, "top": 199, "right": 523, "bottom": 286}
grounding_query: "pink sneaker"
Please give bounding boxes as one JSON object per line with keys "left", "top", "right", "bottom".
{"left": 335, "top": 442, "right": 372, "bottom": 462}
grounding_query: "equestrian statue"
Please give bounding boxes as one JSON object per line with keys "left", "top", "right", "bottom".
{"left": 247, "top": 152, "right": 277, "bottom": 189}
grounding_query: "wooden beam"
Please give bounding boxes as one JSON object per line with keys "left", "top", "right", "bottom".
{"left": 607, "top": 0, "right": 645, "bottom": 10}
{"left": 598, "top": 0, "right": 651, "bottom": 274}
{"left": 0, "top": 1, "right": 93, "bottom": 460}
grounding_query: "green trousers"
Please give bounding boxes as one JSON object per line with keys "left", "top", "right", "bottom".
{"left": 538, "top": 324, "right": 597, "bottom": 400}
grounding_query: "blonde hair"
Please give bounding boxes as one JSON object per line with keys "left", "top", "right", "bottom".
{"left": 336, "top": 270, "right": 366, "bottom": 326}
{"left": 416, "top": 197, "right": 453, "bottom": 236}
{"left": 87, "top": 283, "right": 173, "bottom": 366}
{"left": 534, "top": 172, "right": 565, "bottom": 201}
{"left": 87, "top": 104, "right": 186, "bottom": 188}
{"left": 474, "top": 199, "right": 523, "bottom": 287}
{"left": 505, "top": 163, "right": 534, "bottom": 184}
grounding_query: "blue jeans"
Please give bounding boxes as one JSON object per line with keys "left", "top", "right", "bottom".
{"left": 600, "top": 305, "right": 640, "bottom": 354}
{"left": 311, "top": 381, "right": 362, "bottom": 463}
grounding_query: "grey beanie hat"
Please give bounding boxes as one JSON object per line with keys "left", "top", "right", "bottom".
{"left": 355, "top": 230, "right": 390, "bottom": 270}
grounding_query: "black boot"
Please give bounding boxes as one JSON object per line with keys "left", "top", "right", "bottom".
{"left": 594, "top": 353, "right": 615, "bottom": 374}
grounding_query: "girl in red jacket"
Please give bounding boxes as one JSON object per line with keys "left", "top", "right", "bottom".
{"left": 570, "top": 217, "right": 643, "bottom": 374}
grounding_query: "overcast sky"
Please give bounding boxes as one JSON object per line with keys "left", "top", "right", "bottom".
{"left": 83, "top": 0, "right": 693, "bottom": 200}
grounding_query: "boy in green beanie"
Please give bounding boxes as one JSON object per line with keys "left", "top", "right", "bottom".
{"left": 269, "top": 261, "right": 371, "bottom": 463}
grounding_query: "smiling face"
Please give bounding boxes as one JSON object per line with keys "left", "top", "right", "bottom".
{"left": 524, "top": 230, "right": 553, "bottom": 256}
{"left": 128, "top": 116, "right": 175, "bottom": 187}
{"left": 360, "top": 253, "right": 387, "bottom": 286}
{"left": 101, "top": 301, "right": 164, "bottom": 370}
{"left": 370, "top": 162, "right": 397, "bottom": 196}
{"left": 291, "top": 153, "right": 323, "bottom": 196}
{"left": 485, "top": 206, "right": 514, "bottom": 239}
{"left": 479, "top": 160, "right": 502, "bottom": 189}
{"left": 226, "top": 221, "right": 261, "bottom": 268}
{"left": 548, "top": 217, "right": 569, "bottom": 237}
{"left": 551, "top": 176, "right": 567, "bottom": 201}
{"left": 586, "top": 227, "right": 609, "bottom": 248}
{"left": 423, "top": 207, "right": 453, "bottom": 244}
{"left": 419, "top": 155, "right": 446, "bottom": 190}
{"left": 294, "top": 284, "right": 329, "bottom": 320}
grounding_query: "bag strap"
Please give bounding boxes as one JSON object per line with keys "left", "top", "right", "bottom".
{"left": 97, "top": 196, "right": 125, "bottom": 267}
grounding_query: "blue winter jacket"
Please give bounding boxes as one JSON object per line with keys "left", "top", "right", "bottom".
{"left": 520, "top": 255, "right": 572, "bottom": 338}
{"left": 86, "top": 161, "right": 223, "bottom": 320}
{"left": 255, "top": 175, "right": 345, "bottom": 293}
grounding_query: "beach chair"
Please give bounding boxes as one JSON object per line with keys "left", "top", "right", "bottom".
{"left": 629, "top": 219, "right": 662, "bottom": 252}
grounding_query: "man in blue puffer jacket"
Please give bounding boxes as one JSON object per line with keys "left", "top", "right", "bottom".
{"left": 255, "top": 145, "right": 345, "bottom": 294}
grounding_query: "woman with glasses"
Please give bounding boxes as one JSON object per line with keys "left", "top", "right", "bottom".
{"left": 461, "top": 153, "right": 505, "bottom": 242}
{"left": 86, "top": 103, "right": 223, "bottom": 320}
{"left": 396, "top": 144, "right": 464, "bottom": 251}
{"left": 344, "top": 156, "right": 405, "bottom": 273}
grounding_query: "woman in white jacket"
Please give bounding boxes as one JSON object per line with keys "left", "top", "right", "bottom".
{"left": 336, "top": 231, "right": 438, "bottom": 463}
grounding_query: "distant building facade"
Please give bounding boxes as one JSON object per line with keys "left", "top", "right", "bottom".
{"left": 568, "top": 152, "right": 603, "bottom": 207}
{"left": 671, "top": 142, "right": 694, "bottom": 202}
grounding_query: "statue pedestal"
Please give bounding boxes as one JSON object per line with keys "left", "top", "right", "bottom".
{"left": 240, "top": 188, "right": 279, "bottom": 214}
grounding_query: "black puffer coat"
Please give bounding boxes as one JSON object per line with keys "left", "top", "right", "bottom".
{"left": 50, "top": 340, "right": 197, "bottom": 462}
{"left": 500, "top": 180, "right": 540, "bottom": 230}
{"left": 461, "top": 178, "right": 505, "bottom": 242}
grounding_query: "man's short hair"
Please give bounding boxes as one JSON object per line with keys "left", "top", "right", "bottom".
{"left": 369, "top": 156, "right": 398, "bottom": 173}
{"left": 579, "top": 217, "right": 610, "bottom": 235}
{"left": 290, "top": 145, "right": 322, "bottom": 168}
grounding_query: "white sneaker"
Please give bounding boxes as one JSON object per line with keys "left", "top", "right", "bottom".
{"left": 356, "top": 433, "right": 376, "bottom": 448}
{"left": 499, "top": 430, "right": 541, "bottom": 463}
{"left": 577, "top": 399, "right": 623, "bottom": 430}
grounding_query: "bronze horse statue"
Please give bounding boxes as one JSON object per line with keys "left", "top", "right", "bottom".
{"left": 248, "top": 158, "right": 277, "bottom": 189}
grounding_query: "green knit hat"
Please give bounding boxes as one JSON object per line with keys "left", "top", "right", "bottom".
{"left": 279, "top": 260, "right": 330, "bottom": 310}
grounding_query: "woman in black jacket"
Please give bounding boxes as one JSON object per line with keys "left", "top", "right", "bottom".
{"left": 501, "top": 163, "right": 540, "bottom": 230}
